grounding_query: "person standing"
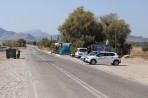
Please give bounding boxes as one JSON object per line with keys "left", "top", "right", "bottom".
{"left": 17, "top": 49, "right": 20, "bottom": 59}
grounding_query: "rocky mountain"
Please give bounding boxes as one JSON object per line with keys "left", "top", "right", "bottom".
{"left": 10, "top": 33, "right": 36, "bottom": 41}
{"left": 126, "top": 35, "right": 148, "bottom": 42}
{"left": 3, "top": 28, "right": 147, "bottom": 43}
{"left": 0, "top": 28, "right": 16, "bottom": 40}
{"left": 0, "top": 28, "right": 60, "bottom": 41}
{"left": 0, "top": 28, "right": 35, "bottom": 41}
{"left": 24, "top": 29, "right": 60, "bottom": 41}
{"left": 24, "top": 30, "right": 51, "bottom": 40}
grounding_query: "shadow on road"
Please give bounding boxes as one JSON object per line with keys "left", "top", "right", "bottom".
{"left": 87, "top": 64, "right": 128, "bottom": 66}
{"left": 18, "top": 58, "right": 25, "bottom": 59}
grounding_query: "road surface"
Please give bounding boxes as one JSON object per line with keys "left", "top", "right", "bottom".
{"left": 25, "top": 46, "right": 148, "bottom": 98}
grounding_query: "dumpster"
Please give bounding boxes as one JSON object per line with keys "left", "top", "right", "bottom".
{"left": 6, "top": 49, "right": 16, "bottom": 59}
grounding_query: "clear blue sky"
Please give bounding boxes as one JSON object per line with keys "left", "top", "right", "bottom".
{"left": 0, "top": 0, "right": 148, "bottom": 37}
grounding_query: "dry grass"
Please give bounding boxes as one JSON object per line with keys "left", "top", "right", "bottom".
{"left": 130, "top": 46, "right": 143, "bottom": 56}
{"left": 130, "top": 46, "right": 148, "bottom": 60}
{"left": 141, "top": 52, "right": 148, "bottom": 60}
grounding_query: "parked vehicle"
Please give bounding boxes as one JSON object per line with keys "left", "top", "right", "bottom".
{"left": 75, "top": 48, "right": 87, "bottom": 58}
{"left": 0, "top": 46, "right": 10, "bottom": 51}
{"left": 80, "top": 51, "right": 101, "bottom": 62}
{"left": 85, "top": 51, "right": 121, "bottom": 65}
{"left": 6, "top": 48, "right": 17, "bottom": 59}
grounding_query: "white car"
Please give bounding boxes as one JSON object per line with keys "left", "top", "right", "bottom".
{"left": 85, "top": 51, "right": 121, "bottom": 65}
{"left": 75, "top": 48, "right": 87, "bottom": 58}
{"left": 80, "top": 51, "right": 101, "bottom": 62}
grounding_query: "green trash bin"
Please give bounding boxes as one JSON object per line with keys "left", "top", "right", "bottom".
{"left": 6, "top": 49, "right": 16, "bottom": 59}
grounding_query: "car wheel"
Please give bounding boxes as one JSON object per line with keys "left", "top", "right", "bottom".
{"left": 83, "top": 58, "right": 85, "bottom": 62}
{"left": 90, "top": 59, "right": 96, "bottom": 65}
{"left": 113, "top": 60, "right": 119, "bottom": 65}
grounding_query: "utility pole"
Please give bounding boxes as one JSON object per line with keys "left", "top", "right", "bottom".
{"left": 115, "top": 15, "right": 118, "bottom": 52}
{"left": 115, "top": 23, "right": 117, "bottom": 52}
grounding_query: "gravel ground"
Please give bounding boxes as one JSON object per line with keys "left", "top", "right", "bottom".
{"left": 0, "top": 51, "right": 29, "bottom": 98}
{"left": 92, "top": 57, "right": 148, "bottom": 85}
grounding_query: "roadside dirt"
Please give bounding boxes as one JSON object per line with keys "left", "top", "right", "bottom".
{"left": 0, "top": 51, "right": 29, "bottom": 98}
{"left": 92, "top": 57, "right": 148, "bottom": 85}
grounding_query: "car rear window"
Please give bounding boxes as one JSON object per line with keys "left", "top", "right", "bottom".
{"left": 89, "top": 52, "right": 98, "bottom": 55}
{"left": 79, "top": 49, "right": 87, "bottom": 52}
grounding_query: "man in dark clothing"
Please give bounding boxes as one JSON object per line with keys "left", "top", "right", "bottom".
{"left": 17, "top": 50, "right": 20, "bottom": 59}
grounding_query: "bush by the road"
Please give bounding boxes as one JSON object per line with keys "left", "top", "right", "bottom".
{"left": 2, "top": 39, "right": 26, "bottom": 47}
{"left": 142, "top": 46, "right": 148, "bottom": 52}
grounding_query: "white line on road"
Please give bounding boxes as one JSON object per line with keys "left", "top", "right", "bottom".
{"left": 38, "top": 53, "right": 109, "bottom": 98}
{"left": 33, "top": 81, "right": 38, "bottom": 98}
{"left": 50, "top": 63, "right": 109, "bottom": 98}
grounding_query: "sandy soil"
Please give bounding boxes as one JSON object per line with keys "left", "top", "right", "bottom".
{"left": 0, "top": 51, "right": 29, "bottom": 98}
{"left": 92, "top": 57, "right": 148, "bottom": 85}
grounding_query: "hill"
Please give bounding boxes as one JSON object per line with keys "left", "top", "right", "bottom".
{"left": 0, "top": 28, "right": 59, "bottom": 41}
{"left": 3, "top": 28, "right": 147, "bottom": 43}
{"left": 126, "top": 35, "right": 148, "bottom": 42}
{"left": 24, "top": 30, "right": 51, "bottom": 40}
{"left": 0, "top": 28, "right": 35, "bottom": 41}
{"left": 24, "top": 29, "right": 60, "bottom": 41}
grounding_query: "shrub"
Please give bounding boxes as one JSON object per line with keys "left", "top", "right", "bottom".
{"left": 142, "top": 46, "right": 148, "bottom": 52}
{"left": 121, "top": 44, "right": 132, "bottom": 55}
{"left": 2, "top": 41, "right": 20, "bottom": 47}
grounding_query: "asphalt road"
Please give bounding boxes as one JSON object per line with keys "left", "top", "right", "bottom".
{"left": 25, "top": 46, "right": 148, "bottom": 98}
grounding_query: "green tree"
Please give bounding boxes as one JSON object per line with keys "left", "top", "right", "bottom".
{"left": 100, "top": 13, "right": 117, "bottom": 27}
{"left": 100, "top": 13, "right": 131, "bottom": 53}
{"left": 142, "top": 45, "right": 148, "bottom": 52}
{"left": 100, "top": 13, "right": 118, "bottom": 40}
{"left": 18, "top": 39, "right": 26, "bottom": 47}
{"left": 27, "top": 41, "right": 37, "bottom": 46}
{"left": 107, "top": 20, "right": 131, "bottom": 49}
{"left": 33, "top": 41, "right": 37, "bottom": 46}
{"left": 58, "top": 7, "right": 103, "bottom": 48}
{"left": 41, "top": 38, "right": 50, "bottom": 47}
{"left": 48, "top": 39, "right": 56, "bottom": 46}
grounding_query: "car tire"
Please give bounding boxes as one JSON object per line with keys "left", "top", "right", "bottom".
{"left": 113, "top": 60, "right": 119, "bottom": 65}
{"left": 83, "top": 58, "right": 85, "bottom": 62}
{"left": 90, "top": 59, "right": 96, "bottom": 65}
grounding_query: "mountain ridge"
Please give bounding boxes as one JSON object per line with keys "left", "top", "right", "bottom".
{"left": 126, "top": 35, "right": 148, "bottom": 42}
{"left": 1, "top": 28, "right": 148, "bottom": 42}
{"left": 0, "top": 28, "right": 59, "bottom": 41}
{"left": 0, "top": 28, "right": 36, "bottom": 41}
{"left": 24, "top": 29, "right": 51, "bottom": 40}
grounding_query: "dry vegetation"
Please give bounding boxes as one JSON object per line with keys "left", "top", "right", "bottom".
{"left": 141, "top": 52, "right": 148, "bottom": 60}
{"left": 130, "top": 46, "right": 148, "bottom": 60}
